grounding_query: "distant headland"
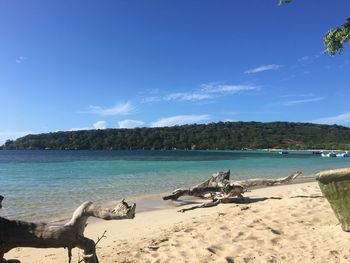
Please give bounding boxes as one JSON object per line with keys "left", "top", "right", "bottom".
{"left": 2, "top": 121, "right": 350, "bottom": 150}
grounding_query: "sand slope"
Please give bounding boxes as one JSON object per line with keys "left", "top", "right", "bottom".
{"left": 6, "top": 182, "right": 350, "bottom": 263}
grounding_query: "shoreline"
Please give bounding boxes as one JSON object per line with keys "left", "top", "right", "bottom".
{"left": 2, "top": 148, "right": 350, "bottom": 152}
{"left": 3, "top": 148, "right": 349, "bottom": 224}
{"left": 7, "top": 180, "right": 343, "bottom": 263}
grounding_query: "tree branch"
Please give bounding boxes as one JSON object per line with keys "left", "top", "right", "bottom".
{"left": 0, "top": 198, "right": 135, "bottom": 263}
{"left": 163, "top": 171, "right": 232, "bottom": 201}
{"left": 233, "top": 171, "right": 302, "bottom": 188}
{"left": 163, "top": 171, "right": 302, "bottom": 212}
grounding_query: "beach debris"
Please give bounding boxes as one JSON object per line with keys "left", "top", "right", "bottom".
{"left": 240, "top": 206, "right": 250, "bottom": 211}
{"left": 269, "top": 228, "right": 282, "bottom": 235}
{"left": 147, "top": 237, "right": 168, "bottom": 250}
{"left": 0, "top": 197, "right": 135, "bottom": 263}
{"left": 148, "top": 245, "right": 159, "bottom": 250}
{"left": 163, "top": 170, "right": 302, "bottom": 212}
{"left": 206, "top": 246, "right": 217, "bottom": 254}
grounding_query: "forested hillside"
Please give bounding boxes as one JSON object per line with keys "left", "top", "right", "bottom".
{"left": 3, "top": 122, "right": 350, "bottom": 150}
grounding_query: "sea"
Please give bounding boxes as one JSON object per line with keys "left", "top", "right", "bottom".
{"left": 1, "top": 150, "right": 349, "bottom": 222}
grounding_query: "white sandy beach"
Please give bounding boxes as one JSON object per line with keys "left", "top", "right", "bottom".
{"left": 6, "top": 181, "right": 350, "bottom": 263}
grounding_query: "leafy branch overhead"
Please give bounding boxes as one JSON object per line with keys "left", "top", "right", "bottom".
{"left": 324, "top": 18, "right": 350, "bottom": 55}
{"left": 279, "top": 0, "right": 350, "bottom": 55}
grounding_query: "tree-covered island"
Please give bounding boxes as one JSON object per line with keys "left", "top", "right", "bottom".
{"left": 2, "top": 121, "right": 350, "bottom": 150}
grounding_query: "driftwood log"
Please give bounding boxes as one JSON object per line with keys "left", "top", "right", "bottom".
{"left": 163, "top": 170, "right": 302, "bottom": 212}
{"left": 0, "top": 195, "right": 135, "bottom": 263}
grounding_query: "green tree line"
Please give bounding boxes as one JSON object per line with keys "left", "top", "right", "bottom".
{"left": 2, "top": 121, "right": 350, "bottom": 150}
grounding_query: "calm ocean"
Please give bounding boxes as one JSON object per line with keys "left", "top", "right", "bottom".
{"left": 1, "top": 150, "right": 349, "bottom": 222}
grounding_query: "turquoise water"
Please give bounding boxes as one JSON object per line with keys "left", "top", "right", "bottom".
{"left": 1, "top": 150, "right": 350, "bottom": 222}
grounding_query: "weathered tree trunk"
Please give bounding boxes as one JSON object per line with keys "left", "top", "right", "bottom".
{"left": 163, "top": 171, "right": 302, "bottom": 212}
{"left": 0, "top": 196, "right": 135, "bottom": 263}
{"left": 163, "top": 171, "right": 237, "bottom": 201}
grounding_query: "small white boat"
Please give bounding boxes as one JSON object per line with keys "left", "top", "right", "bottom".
{"left": 278, "top": 151, "right": 288, "bottom": 155}
{"left": 336, "top": 151, "right": 350, "bottom": 157}
{"left": 321, "top": 152, "right": 337, "bottom": 157}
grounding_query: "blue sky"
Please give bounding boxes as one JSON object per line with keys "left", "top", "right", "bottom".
{"left": 1, "top": 0, "right": 350, "bottom": 144}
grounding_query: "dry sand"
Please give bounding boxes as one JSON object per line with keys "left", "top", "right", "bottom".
{"left": 6, "top": 181, "right": 350, "bottom": 263}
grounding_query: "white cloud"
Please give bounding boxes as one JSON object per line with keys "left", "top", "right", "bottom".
{"left": 164, "top": 92, "right": 213, "bottom": 101}
{"left": 0, "top": 131, "right": 29, "bottom": 145}
{"left": 117, "top": 119, "right": 145, "bottom": 129}
{"left": 151, "top": 115, "right": 211, "bottom": 127}
{"left": 142, "top": 83, "right": 258, "bottom": 103}
{"left": 281, "top": 97, "right": 325, "bottom": 106}
{"left": 245, "top": 64, "right": 283, "bottom": 74}
{"left": 69, "top": 127, "right": 92, "bottom": 131}
{"left": 70, "top": 121, "right": 107, "bottom": 131}
{"left": 84, "top": 101, "right": 135, "bottom": 116}
{"left": 15, "top": 56, "right": 27, "bottom": 64}
{"left": 200, "top": 83, "right": 257, "bottom": 94}
{"left": 312, "top": 112, "right": 350, "bottom": 125}
{"left": 93, "top": 121, "right": 106, "bottom": 129}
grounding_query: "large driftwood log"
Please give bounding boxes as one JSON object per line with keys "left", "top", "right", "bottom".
{"left": 162, "top": 171, "right": 235, "bottom": 200}
{"left": 0, "top": 196, "right": 135, "bottom": 263}
{"left": 163, "top": 170, "right": 302, "bottom": 212}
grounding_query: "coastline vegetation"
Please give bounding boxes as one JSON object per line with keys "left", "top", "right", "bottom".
{"left": 2, "top": 121, "right": 350, "bottom": 151}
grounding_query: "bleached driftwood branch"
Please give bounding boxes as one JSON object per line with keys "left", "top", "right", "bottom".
{"left": 0, "top": 197, "right": 135, "bottom": 263}
{"left": 162, "top": 171, "right": 242, "bottom": 201}
{"left": 163, "top": 170, "right": 302, "bottom": 212}
{"left": 235, "top": 172, "right": 301, "bottom": 188}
